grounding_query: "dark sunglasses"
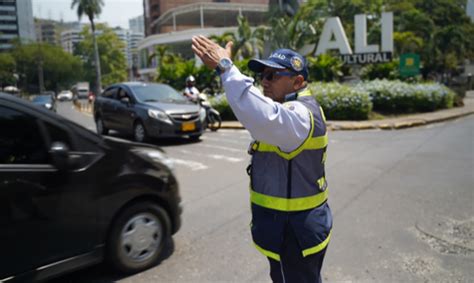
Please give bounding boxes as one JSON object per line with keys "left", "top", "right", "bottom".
{"left": 259, "top": 71, "right": 296, "bottom": 81}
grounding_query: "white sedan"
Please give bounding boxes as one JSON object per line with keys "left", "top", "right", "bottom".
{"left": 57, "top": 90, "right": 73, "bottom": 101}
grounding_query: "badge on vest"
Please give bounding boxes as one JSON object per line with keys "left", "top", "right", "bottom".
{"left": 317, "top": 177, "right": 328, "bottom": 192}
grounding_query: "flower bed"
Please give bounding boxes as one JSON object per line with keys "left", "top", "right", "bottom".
{"left": 210, "top": 80, "right": 456, "bottom": 121}
{"left": 357, "top": 79, "right": 455, "bottom": 113}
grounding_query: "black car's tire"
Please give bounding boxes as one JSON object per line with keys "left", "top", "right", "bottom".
{"left": 96, "top": 117, "right": 109, "bottom": 135}
{"left": 107, "top": 201, "right": 171, "bottom": 274}
{"left": 208, "top": 112, "right": 222, "bottom": 132}
{"left": 133, "top": 121, "right": 148, "bottom": 142}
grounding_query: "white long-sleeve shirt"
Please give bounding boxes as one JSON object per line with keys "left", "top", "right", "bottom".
{"left": 221, "top": 66, "right": 311, "bottom": 152}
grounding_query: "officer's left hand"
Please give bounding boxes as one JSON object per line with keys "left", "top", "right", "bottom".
{"left": 192, "top": 35, "right": 232, "bottom": 69}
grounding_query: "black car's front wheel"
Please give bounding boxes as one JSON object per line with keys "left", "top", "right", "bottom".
{"left": 133, "top": 121, "right": 148, "bottom": 142}
{"left": 107, "top": 202, "right": 171, "bottom": 274}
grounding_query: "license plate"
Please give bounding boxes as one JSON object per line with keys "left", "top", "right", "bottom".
{"left": 182, "top": 122, "right": 195, "bottom": 131}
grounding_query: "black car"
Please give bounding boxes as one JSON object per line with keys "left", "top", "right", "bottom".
{"left": 94, "top": 82, "right": 205, "bottom": 142}
{"left": 0, "top": 93, "right": 182, "bottom": 282}
{"left": 32, "top": 94, "right": 57, "bottom": 112}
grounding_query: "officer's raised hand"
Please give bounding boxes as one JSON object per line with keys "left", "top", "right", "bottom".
{"left": 192, "top": 35, "right": 233, "bottom": 69}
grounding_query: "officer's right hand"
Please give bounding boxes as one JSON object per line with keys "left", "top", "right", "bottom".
{"left": 192, "top": 35, "right": 232, "bottom": 69}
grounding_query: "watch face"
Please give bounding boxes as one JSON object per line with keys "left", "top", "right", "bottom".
{"left": 220, "top": 58, "right": 232, "bottom": 69}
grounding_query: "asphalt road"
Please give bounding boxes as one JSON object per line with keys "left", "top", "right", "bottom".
{"left": 52, "top": 101, "right": 473, "bottom": 282}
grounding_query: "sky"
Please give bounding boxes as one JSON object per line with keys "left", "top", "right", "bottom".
{"left": 33, "top": 0, "right": 143, "bottom": 29}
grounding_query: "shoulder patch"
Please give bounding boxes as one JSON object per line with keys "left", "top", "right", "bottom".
{"left": 283, "top": 103, "right": 295, "bottom": 110}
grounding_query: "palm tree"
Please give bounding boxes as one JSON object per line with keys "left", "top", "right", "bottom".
{"left": 264, "top": 5, "right": 324, "bottom": 55}
{"left": 211, "top": 16, "right": 264, "bottom": 60}
{"left": 147, "top": 45, "right": 174, "bottom": 81}
{"left": 71, "top": 0, "right": 104, "bottom": 95}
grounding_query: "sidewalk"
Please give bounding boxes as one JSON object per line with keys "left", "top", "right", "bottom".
{"left": 221, "top": 91, "right": 474, "bottom": 131}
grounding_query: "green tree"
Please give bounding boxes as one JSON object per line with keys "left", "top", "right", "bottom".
{"left": 76, "top": 24, "right": 127, "bottom": 88}
{"left": 11, "top": 42, "right": 83, "bottom": 93}
{"left": 264, "top": 8, "right": 324, "bottom": 54}
{"left": 393, "top": 31, "right": 423, "bottom": 55}
{"left": 307, "top": 54, "right": 344, "bottom": 82}
{"left": 71, "top": 0, "right": 104, "bottom": 94}
{"left": 386, "top": 0, "right": 474, "bottom": 77}
{"left": 147, "top": 45, "right": 174, "bottom": 81}
{"left": 0, "top": 53, "right": 16, "bottom": 89}
{"left": 211, "top": 16, "right": 264, "bottom": 60}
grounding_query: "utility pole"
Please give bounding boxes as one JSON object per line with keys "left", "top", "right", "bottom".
{"left": 37, "top": 5, "right": 45, "bottom": 93}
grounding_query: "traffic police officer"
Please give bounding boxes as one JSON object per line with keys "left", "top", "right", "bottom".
{"left": 192, "top": 35, "right": 332, "bottom": 283}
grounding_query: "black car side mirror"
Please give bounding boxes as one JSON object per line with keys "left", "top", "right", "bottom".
{"left": 50, "top": 142, "right": 70, "bottom": 170}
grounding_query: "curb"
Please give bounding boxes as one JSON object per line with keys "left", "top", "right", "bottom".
{"left": 220, "top": 104, "right": 474, "bottom": 131}
{"left": 74, "top": 97, "right": 474, "bottom": 131}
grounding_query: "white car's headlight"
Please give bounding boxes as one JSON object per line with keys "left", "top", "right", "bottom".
{"left": 148, "top": 109, "right": 173, "bottom": 124}
{"left": 45, "top": 103, "right": 52, "bottom": 109}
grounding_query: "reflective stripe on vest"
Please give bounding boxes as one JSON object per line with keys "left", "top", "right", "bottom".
{"left": 302, "top": 230, "right": 332, "bottom": 257}
{"left": 254, "top": 230, "right": 332, "bottom": 261}
{"left": 253, "top": 109, "right": 328, "bottom": 160}
{"left": 250, "top": 187, "right": 328, "bottom": 211}
{"left": 254, "top": 242, "right": 280, "bottom": 261}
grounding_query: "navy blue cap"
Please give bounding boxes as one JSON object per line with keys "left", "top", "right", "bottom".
{"left": 248, "top": 48, "right": 308, "bottom": 80}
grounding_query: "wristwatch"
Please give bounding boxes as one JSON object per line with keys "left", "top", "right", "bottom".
{"left": 215, "top": 57, "right": 233, "bottom": 75}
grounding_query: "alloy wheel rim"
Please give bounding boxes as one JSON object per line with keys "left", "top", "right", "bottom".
{"left": 120, "top": 213, "right": 162, "bottom": 262}
{"left": 135, "top": 124, "right": 144, "bottom": 141}
{"left": 97, "top": 119, "right": 103, "bottom": 133}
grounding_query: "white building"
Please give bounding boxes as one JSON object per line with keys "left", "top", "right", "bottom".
{"left": 129, "top": 15, "right": 145, "bottom": 34}
{"left": 113, "top": 28, "right": 144, "bottom": 69}
{"left": 138, "top": 2, "right": 268, "bottom": 80}
{"left": 467, "top": 0, "right": 474, "bottom": 22}
{"left": 61, "top": 29, "right": 83, "bottom": 54}
{"left": 0, "top": 0, "right": 36, "bottom": 51}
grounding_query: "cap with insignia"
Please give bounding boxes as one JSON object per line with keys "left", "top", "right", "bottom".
{"left": 248, "top": 48, "right": 308, "bottom": 80}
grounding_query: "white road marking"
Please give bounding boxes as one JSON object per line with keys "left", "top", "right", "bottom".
{"left": 170, "top": 158, "right": 209, "bottom": 171}
{"left": 195, "top": 143, "right": 244, "bottom": 153}
{"left": 178, "top": 149, "right": 244, "bottom": 163}
{"left": 70, "top": 106, "right": 93, "bottom": 117}
{"left": 200, "top": 135, "right": 249, "bottom": 145}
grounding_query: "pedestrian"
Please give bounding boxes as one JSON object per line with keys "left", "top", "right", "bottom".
{"left": 192, "top": 35, "right": 332, "bottom": 283}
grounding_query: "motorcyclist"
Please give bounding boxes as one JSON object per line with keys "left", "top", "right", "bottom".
{"left": 183, "top": 75, "right": 199, "bottom": 103}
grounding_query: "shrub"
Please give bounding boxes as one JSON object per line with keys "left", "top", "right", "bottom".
{"left": 360, "top": 60, "right": 400, "bottom": 80}
{"left": 209, "top": 94, "right": 237, "bottom": 121}
{"left": 310, "top": 83, "right": 372, "bottom": 120}
{"left": 358, "top": 79, "right": 455, "bottom": 113}
{"left": 210, "top": 80, "right": 455, "bottom": 122}
{"left": 307, "top": 54, "right": 344, "bottom": 82}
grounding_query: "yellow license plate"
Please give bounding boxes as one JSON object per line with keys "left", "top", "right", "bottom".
{"left": 182, "top": 122, "right": 196, "bottom": 131}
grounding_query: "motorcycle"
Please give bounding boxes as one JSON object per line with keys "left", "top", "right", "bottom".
{"left": 198, "top": 93, "right": 222, "bottom": 131}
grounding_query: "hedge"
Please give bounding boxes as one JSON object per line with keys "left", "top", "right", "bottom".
{"left": 311, "top": 83, "right": 372, "bottom": 120}
{"left": 358, "top": 79, "right": 455, "bottom": 113}
{"left": 210, "top": 80, "right": 456, "bottom": 121}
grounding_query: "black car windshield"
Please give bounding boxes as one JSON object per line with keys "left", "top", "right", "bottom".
{"left": 130, "top": 84, "right": 189, "bottom": 103}
{"left": 33, "top": 95, "right": 52, "bottom": 102}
